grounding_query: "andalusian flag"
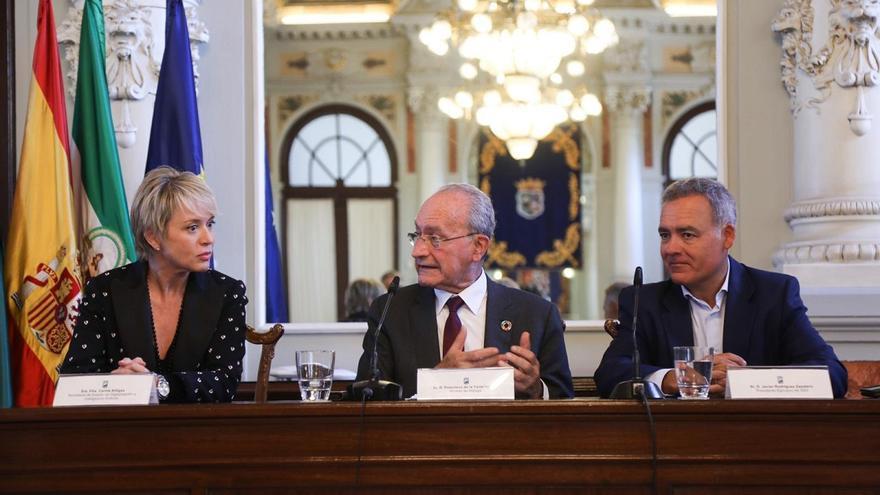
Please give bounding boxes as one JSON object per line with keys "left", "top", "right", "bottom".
{"left": 4, "top": 0, "right": 83, "bottom": 406}
{"left": 72, "top": 0, "right": 136, "bottom": 277}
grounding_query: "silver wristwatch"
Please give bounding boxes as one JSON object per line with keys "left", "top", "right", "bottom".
{"left": 156, "top": 374, "right": 170, "bottom": 401}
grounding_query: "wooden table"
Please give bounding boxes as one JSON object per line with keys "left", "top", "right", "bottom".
{"left": 2, "top": 400, "right": 878, "bottom": 494}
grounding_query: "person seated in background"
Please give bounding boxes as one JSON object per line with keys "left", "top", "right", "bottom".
{"left": 343, "top": 278, "right": 383, "bottom": 322}
{"left": 602, "top": 281, "right": 629, "bottom": 320}
{"left": 496, "top": 276, "right": 520, "bottom": 290}
{"left": 594, "top": 177, "right": 847, "bottom": 398}
{"left": 355, "top": 183, "right": 574, "bottom": 399}
{"left": 61, "top": 166, "right": 248, "bottom": 403}
{"left": 380, "top": 270, "right": 399, "bottom": 290}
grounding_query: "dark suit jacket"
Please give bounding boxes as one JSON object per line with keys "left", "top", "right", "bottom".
{"left": 594, "top": 258, "right": 847, "bottom": 398}
{"left": 356, "top": 276, "right": 574, "bottom": 399}
{"left": 60, "top": 261, "right": 249, "bottom": 403}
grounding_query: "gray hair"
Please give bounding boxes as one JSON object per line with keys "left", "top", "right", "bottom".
{"left": 344, "top": 278, "right": 383, "bottom": 316}
{"left": 130, "top": 166, "right": 218, "bottom": 260}
{"left": 662, "top": 177, "right": 737, "bottom": 227}
{"left": 436, "top": 183, "right": 496, "bottom": 237}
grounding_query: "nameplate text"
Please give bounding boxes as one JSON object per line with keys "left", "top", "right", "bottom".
{"left": 417, "top": 367, "right": 514, "bottom": 400}
{"left": 726, "top": 366, "right": 833, "bottom": 399}
{"left": 54, "top": 373, "right": 156, "bottom": 406}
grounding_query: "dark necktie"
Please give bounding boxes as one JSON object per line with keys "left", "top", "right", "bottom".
{"left": 442, "top": 296, "right": 465, "bottom": 357}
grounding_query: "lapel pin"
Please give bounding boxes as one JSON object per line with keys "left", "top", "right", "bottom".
{"left": 500, "top": 320, "right": 512, "bottom": 332}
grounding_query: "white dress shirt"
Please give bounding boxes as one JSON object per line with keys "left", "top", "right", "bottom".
{"left": 434, "top": 270, "right": 488, "bottom": 356}
{"left": 433, "top": 271, "right": 549, "bottom": 399}
{"left": 647, "top": 262, "right": 730, "bottom": 390}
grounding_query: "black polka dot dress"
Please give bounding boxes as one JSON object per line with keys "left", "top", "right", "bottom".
{"left": 60, "top": 260, "right": 248, "bottom": 403}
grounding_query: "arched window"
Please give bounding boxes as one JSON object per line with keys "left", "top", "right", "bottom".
{"left": 280, "top": 105, "right": 398, "bottom": 321}
{"left": 662, "top": 101, "right": 717, "bottom": 187}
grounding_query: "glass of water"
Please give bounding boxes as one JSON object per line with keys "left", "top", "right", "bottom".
{"left": 295, "top": 350, "right": 335, "bottom": 401}
{"left": 673, "top": 346, "right": 714, "bottom": 399}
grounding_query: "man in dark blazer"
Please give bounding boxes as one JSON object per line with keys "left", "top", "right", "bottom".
{"left": 594, "top": 178, "right": 847, "bottom": 398}
{"left": 356, "top": 184, "right": 574, "bottom": 399}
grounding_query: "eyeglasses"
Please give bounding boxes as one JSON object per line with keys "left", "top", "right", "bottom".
{"left": 407, "top": 231, "right": 479, "bottom": 248}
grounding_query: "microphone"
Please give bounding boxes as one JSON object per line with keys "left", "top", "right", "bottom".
{"left": 609, "top": 266, "right": 664, "bottom": 400}
{"left": 348, "top": 276, "right": 403, "bottom": 401}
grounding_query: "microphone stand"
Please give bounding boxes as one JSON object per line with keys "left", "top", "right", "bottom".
{"left": 348, "top": 277, "right": 403, "bottom": 401}
{"left": 610, "top": 266, "right": 664, "bottom": 400}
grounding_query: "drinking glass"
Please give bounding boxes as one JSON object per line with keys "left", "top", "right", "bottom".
{"left": 295, "top": 350, "right": 335, "bottom": 401}
{"left": 673, "top": 346, "right": 714, "bottom": 399}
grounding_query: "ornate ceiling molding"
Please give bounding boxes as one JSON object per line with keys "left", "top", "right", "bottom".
{"left": 773, "top": 0, "right": 880, "bottom": 136}
{"left": 269, "top": 24, "right": 402, "bottom": 42}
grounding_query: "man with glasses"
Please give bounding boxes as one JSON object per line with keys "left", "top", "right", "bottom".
{"left": 355, "top": 184, "right": 574, "bottom": 399}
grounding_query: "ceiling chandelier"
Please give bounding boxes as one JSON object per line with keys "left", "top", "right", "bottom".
{"left": 418, "top": 0, "right": 618, "bottom": 160}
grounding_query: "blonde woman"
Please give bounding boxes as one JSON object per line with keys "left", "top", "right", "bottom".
{"left": 61, "top": 167, "right": 248, "bottom": 403}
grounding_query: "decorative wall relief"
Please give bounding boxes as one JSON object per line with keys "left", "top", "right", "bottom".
{"left": 661, "top": 90, "right": 701, "bottom": 124}
{"left": 662, "top": 42, "right": 715, "bottom": 73}
{"left": 277, "top": 94, "right": 319, "bottom": 128}
{"left": 773, "top": 0, "right": 880, "bottom": 135}
{"left": 58, "top": 0, "right": 209, "bottom": 147}
{"left": 605, "top": 87, "right": 651, "bottom": 114}
{"left": 356, "top": 94, "right": 397, "bottom": 123}
{"left": 280, "top": 52, "right": 310, "bottom": 77}
{"left": 603, "top": 40, "right": 648, "bottom": 74}
{"left": 660, "top": 86, "right": 714, "bottom": 128}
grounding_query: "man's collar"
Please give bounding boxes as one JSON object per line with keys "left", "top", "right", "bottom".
{"left": 681, "top": 259, "right": 730, "bottom": 310}
{"left": 434, "top": 270, "right": 487, "bottom": 314}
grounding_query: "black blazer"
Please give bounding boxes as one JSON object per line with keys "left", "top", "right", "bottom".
{"left": 60, "top": 261, "right": 248, "bottom": 403}
{"left": 356, "top": 276, "right": 574, "bottom": 399}
{"left": 594, "top": 257, "right": 847, "bottom": 398}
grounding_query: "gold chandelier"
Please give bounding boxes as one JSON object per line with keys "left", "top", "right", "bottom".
{"left": 418, "top": 0, "right": 618, "bottom": 159}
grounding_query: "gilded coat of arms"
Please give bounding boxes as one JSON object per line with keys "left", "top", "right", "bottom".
{"left": 515, "top": 178, "right": 546, "bottom": 220}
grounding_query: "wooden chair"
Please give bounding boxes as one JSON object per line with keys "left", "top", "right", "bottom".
{"left": 245, "top": 324, "right": 284, "bottom": 403}
{"left": 603, "top": 319, "right": 620, "bottom": 339}
{"left": 842, "top": 360, "right": 880, "bottom": 400}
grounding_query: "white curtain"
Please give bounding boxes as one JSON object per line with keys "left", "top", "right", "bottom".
{"left": 287, "top": 199, "right": 337, "bottom": 322}
{"left": 347, "top": 199, "right": 394, "bottom": 283}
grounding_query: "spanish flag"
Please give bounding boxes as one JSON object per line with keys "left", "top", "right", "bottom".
{"left": 3, "top": 0, "right": 83, "bottom": 406}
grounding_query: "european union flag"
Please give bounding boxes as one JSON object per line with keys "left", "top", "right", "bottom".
{"left": 145, "top": 0, "right": 203, "bottom": 175}
{"left": 265, "top": 155, "right": 289, "bottom": 323}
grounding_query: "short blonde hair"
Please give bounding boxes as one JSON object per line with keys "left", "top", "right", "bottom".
{"left": 130, "top": 167, "right": 217, "bottom": 259}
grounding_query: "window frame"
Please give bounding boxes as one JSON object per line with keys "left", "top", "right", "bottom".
{"left": 279, "top": 104, "right": 399, "bottom": 319}
{"left": 661, "top": 100, "right": 717, "bottom": 189}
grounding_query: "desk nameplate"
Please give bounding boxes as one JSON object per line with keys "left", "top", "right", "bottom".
{"left": 726, "top": 366, "right": 833, "bottom": 399}
{"left": 53, "top": 373, "right": 156, "bottom": 406}
{"left": 417, "top": 367, "right": 514, "bottom": 400}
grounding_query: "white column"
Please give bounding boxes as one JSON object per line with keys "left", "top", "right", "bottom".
{"left": 408, "top": 85, "right": 448, "bottom": 202}
{"left": 57, "top": 0, "right": 208, "bottom": 205}
{"left": 606, "top": 86, "right": 651, "bottom": 281}
{"left": 772, "top": 0, "right": 880, "bottom": 287}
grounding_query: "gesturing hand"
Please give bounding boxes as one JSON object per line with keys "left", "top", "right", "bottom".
{"left": 435, "top": 329, "right": 500, "bottom": 369}
{"left": 499, "top": 332, "right": 542, "bottom": 399}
